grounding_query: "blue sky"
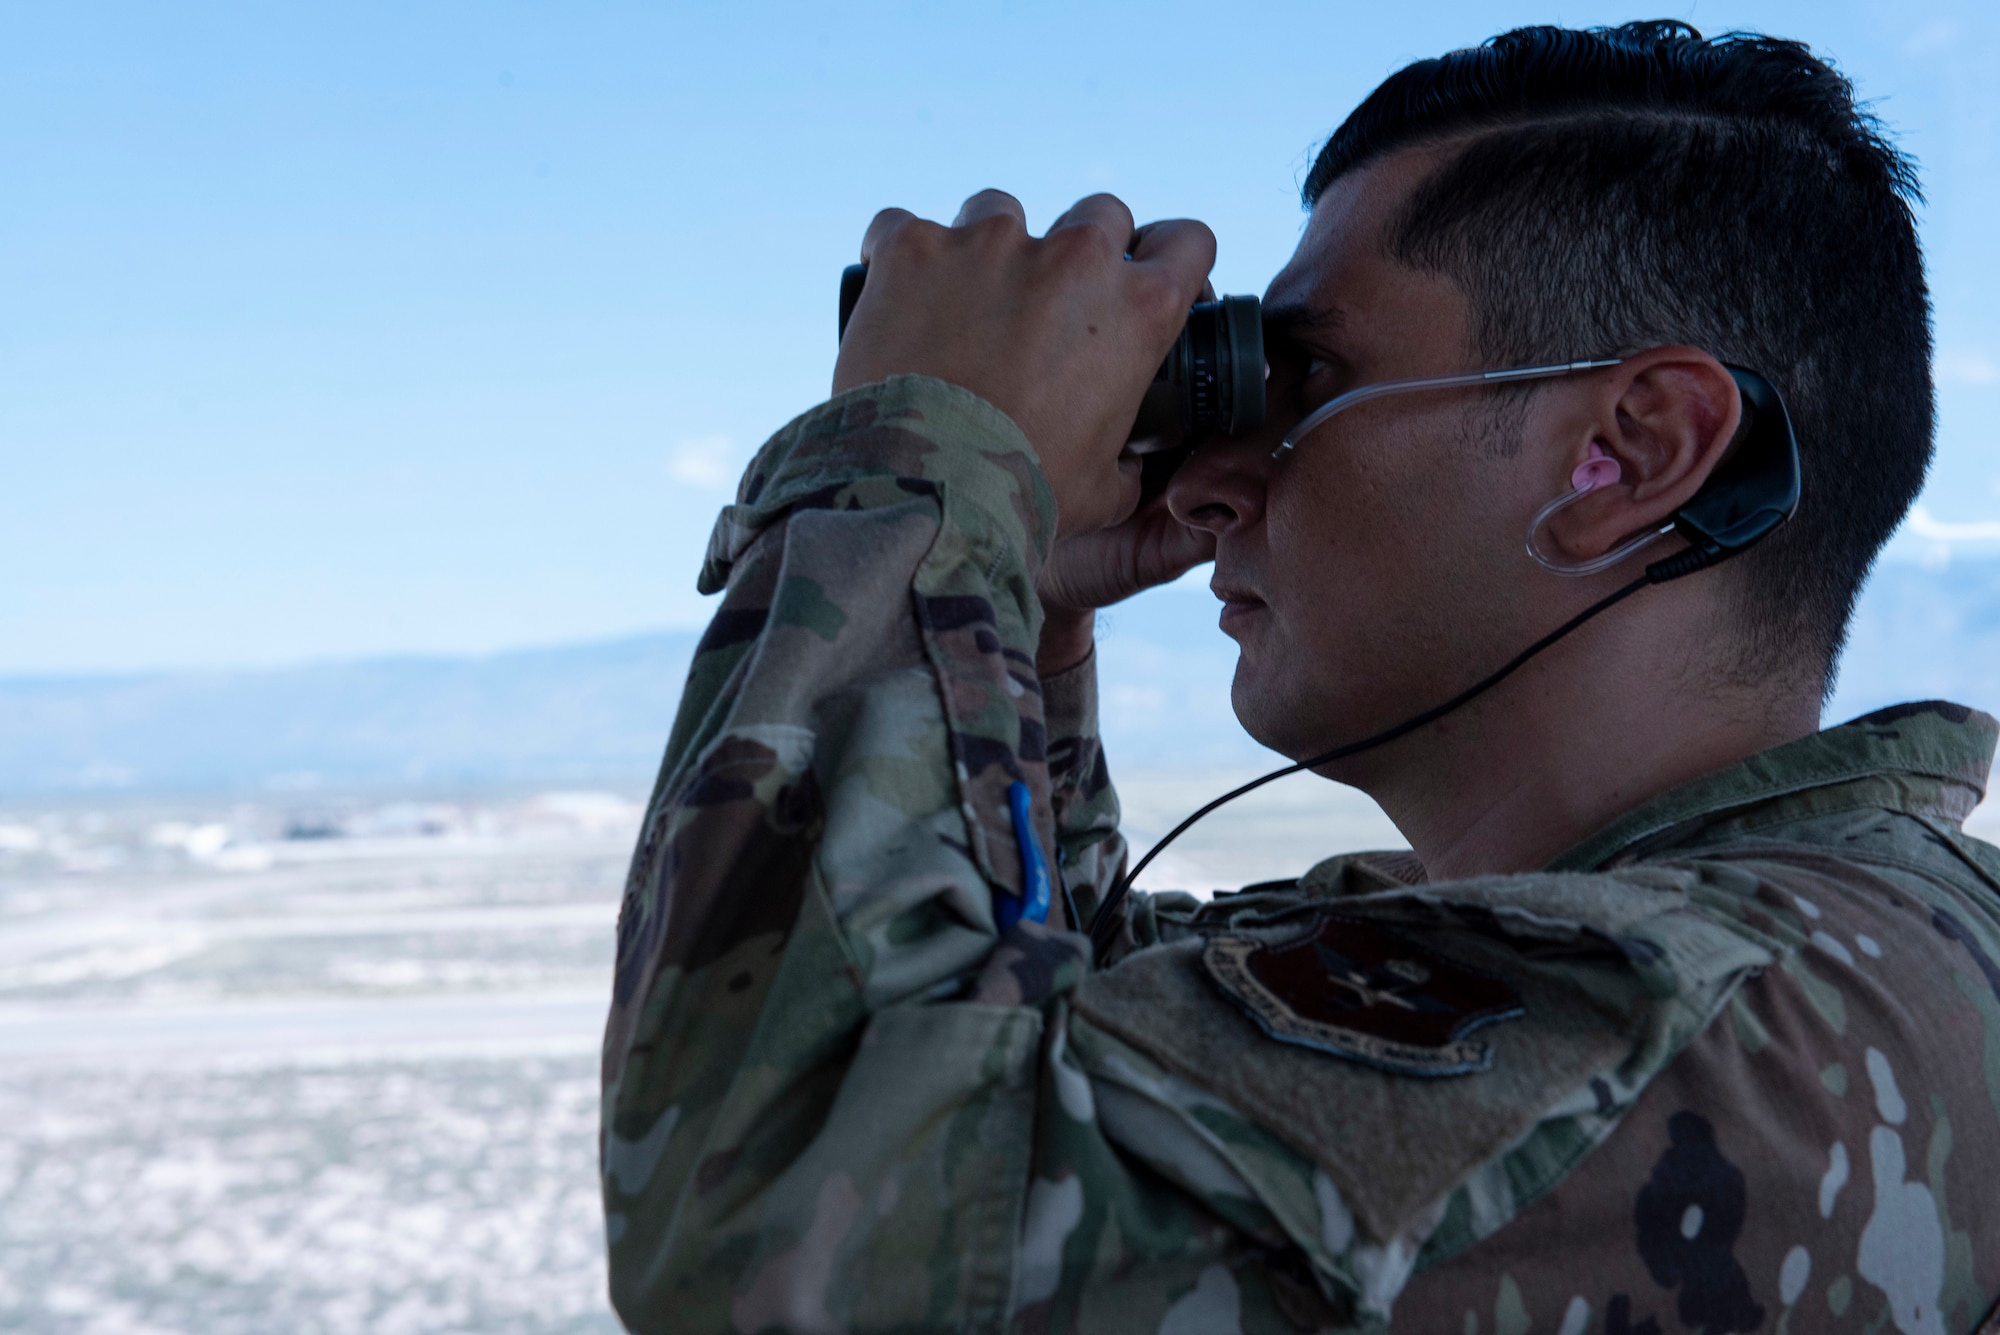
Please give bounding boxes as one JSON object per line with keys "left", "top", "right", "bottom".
{"left": 6, "top": 0, "right": 1999, "bottom": 674}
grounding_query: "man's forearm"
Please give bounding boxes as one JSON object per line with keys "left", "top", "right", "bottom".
{"left": 1039, "top": 636, "right": 1128, "bottom": 933}
{"left": 1035, "top": 607, "right": 1097, "bottom": 677}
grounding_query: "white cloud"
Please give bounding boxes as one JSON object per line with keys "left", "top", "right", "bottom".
{"left": 1905, "top": 504, "right": 2000, "bottom": 543}
{"left": 1937, "top": 350, "right": 2000, "bottom": 386}
{"left": 1889, "top": 504, "right": 2000, "bottom": 570}
{"left": 668, "top": 435, "right": 738, "bottom": 489}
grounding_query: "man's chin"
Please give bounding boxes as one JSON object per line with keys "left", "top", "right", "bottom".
{"left": 1230, "top": 664, "right": 1384, "bottom": 769}
{"left": 1229, "top": 670, "right": 1316, "bottom": 762}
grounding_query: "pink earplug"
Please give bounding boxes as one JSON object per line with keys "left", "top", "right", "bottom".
{"left": 1530, "top": 442, "right": 1669, "bottom": 575}
{"left": 1570, "top": 442, "right": 1622, "bottom": 492}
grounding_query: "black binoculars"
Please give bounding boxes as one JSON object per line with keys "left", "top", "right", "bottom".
{"left": 836, "top": 264, "right": 1265, "bottom": 458}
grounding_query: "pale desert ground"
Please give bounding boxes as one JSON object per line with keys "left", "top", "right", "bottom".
{"left": 3, "top": 778, "right": 1988, "bottom": 1333}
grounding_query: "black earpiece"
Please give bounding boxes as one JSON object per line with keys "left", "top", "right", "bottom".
{"left": 1651, "top": 366, "right": 1802, "bottom": 580}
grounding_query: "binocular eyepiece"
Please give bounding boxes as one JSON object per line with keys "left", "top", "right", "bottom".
{"left": 836, "top": 264, "right": 1265, "bottom": 456}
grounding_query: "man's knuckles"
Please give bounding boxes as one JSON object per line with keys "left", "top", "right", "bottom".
{"left": 1052, "top": 192, "right": 1138, "bottom": 239}
{"left": 952, "top": 188, "right": 1027, "bottom": 227}
{"left": 858, "top": 207, "right": 921, "bottom": 260}
{"left": 958, "top": 211, "right": 1029, "bottom": 260}
{"left": 874, "top": 215, "right": 951, "bottom": 266}
{"left": 1040, "top": 218, "right": 1120, "bottom": 275}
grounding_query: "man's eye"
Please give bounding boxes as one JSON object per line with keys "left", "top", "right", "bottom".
{"left": 1303, "top": 358, "right": 1333, "bottom": 381}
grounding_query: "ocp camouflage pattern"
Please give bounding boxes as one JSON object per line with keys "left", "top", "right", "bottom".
{"left": 601, "top": 375, "right": 2000, "bottom": 1333}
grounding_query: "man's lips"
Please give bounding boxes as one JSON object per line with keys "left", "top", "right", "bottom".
{"left": 1210, "top": 580, "right": 1267, "bottom": 630}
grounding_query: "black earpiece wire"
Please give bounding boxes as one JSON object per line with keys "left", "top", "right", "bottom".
{"left": 1085, "top": 559, "right": 1708, "bottom": 963}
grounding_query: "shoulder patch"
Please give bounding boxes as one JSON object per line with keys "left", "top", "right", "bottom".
{"left": 1204, "top": 914, "right": 1523, "bottom": 1076}
{"left": 1072, "top": 884, "right": 1772, "bottom": 1246}
{"left": 1072, "top": 930, "right": 1642, "bottom": 1242}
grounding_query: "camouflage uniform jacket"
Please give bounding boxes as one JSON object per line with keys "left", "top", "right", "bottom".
{"left": 602, "top": 376, "right": 2000, "bottom": 1334}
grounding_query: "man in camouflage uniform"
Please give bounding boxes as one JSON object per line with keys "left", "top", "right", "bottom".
{"left": 601, "top": 23, "right": 2000, "bottom": 1334}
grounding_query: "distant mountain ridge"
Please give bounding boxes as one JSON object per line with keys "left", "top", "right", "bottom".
{"left": 0, "top": 633, "right": 700, "bottom": 795}
{"left": 5, "top": 559, "right": 1998, "bottom": 797}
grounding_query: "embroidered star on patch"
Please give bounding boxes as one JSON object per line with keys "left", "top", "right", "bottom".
{"left": 1203, "top": 914, "right": 1525, "bottom": 1076}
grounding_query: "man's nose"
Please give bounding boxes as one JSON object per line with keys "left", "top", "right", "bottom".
{"left": 1165, "top": 431, "right": 1274, "bottom": 536}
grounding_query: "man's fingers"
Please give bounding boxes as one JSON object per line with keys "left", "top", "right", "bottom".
{"left": 859, "top": 207, "right": 919, "bottom": 263}
{"left": 1130, "top": 218, "right": 1219, "bottom": 304}
{"left": 1154, "top": 509, "right": 1219, "bottom": 578}
{"left": 1106, "top": 455, "right": 1145, "bottom": 531}
{"left": 1048, "top": 192, "right": 1137, "bottom": 252}
{"left": 953, "top": 189, "right": 1028, "bottom": 230}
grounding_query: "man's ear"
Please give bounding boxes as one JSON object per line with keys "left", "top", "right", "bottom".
{"left": 1540, "top": 347, "right": 1745, "bottom": 564}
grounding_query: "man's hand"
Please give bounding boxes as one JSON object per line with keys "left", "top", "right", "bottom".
{"left": 833, "top": 189, "right": 1216, "bottom": 538}
{"left": 1034, "top": 491, "right": 1217, "bottom": 674}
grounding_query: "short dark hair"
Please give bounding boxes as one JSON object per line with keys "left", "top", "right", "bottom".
{"left": 1304, "top": 21, "right": 1932, "bottom": 689}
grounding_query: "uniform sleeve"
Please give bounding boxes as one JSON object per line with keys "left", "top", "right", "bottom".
{"left": 599, "top": 377, "right": 1272, "bottom": 1334}
{"left": 1039, "top": 651, "right": 1127, "bottom": 930}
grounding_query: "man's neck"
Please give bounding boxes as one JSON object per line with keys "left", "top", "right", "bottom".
{"left": 1353, "top": 618, "right": 1823, "bottom": 882}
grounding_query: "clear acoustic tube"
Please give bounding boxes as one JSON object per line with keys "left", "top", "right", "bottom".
{"left": 1276, "top": 359, "right": 1624, "bottom": 456}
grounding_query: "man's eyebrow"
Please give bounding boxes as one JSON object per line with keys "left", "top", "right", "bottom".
{"left": 1261, "top": 299, "right": 1346, "bottom": 335}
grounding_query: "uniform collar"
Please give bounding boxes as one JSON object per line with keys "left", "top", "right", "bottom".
{"left": 1548, "top": 700, "right": 1998, "bottom": 872}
